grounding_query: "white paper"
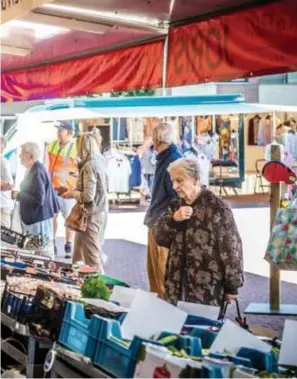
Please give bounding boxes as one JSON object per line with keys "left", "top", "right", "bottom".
{"left": 120, "top": 291, "right": 187, "bottom": 340}
{"left": 177, "top": 301, "right": 220, "bottom": 321}
{"left": 210, "top": 320, "right": 271, "bottom": 355}
{"left": 279, "top": 319, "right": 297, "bottom": 367}
{"left": 110, "top": 287, "right": 157, "bottom": 309}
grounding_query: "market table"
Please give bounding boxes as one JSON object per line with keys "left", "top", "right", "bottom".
{"left": 1, "top": 312, "right": 52, "bottom": 378}
{"left": 50, "top": 346, "right": 115, "bottom": 378}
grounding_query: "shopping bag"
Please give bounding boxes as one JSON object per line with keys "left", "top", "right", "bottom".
{"left": 264, "top": 200, "right": 297, "bottom": 270}
{"left": 65, "top": 202, "right": 88, "bottom": 232}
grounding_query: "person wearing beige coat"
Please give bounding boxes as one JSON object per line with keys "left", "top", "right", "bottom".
{"left": 62, "top": 129, "right": 108, "bottom": 271}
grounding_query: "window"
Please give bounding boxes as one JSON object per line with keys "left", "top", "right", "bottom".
{"left": 259, "top": 74, "right": 287, "bottom": 84}
{"left": 287, "top": 72, "right": 297, "bottom": 84}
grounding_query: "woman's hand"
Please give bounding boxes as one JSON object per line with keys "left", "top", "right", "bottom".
{"left": 62, "top": 190, "right": 74, "bottom": 199}
{"left": 1, "top": 182, "right": 13, "bottom": 191}
{"left": 224, "top": 294, "right": 238, "bottom": 304}
{"left": 11, "top": 190, "right": 19, "bottom": 199}
{"left": 173, "top": 206, "right": 193, "bottom": 222}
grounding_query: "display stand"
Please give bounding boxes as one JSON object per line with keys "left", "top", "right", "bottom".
{"left": 245, "top": 144, "right": 297, "bottom": 316}
{"left": 50, "top": 346, "right": 113, "bottom": 378}
{"left": 1, "top": 312, "right": 52, "bottom": 378}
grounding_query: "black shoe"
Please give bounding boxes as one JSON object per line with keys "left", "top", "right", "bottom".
{"left": 64, "top": 242, "right": 72, "bottom": 259}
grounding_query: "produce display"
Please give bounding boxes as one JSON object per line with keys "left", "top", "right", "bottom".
{"left": 1, "top": 253, "right": 296, "bottom": 379}
{"left": 81, "top": 277, "right": 111, "bottom": 300}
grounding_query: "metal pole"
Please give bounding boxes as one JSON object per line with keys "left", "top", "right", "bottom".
{"left": 270, "top": 144, "right": 281, "bottom": 310}
{"left": 191, "top": 116, "right": 195, "bottom": 143}
{"left": 212, "top": 115, "right": 216, "bottom": 133}
{"left": 162, "top": 36, "right": 169, "bottom": 97}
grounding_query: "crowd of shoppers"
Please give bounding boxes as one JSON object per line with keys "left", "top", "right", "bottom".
{"left": 0, "top": 120, "right": 244, "bottom": 306}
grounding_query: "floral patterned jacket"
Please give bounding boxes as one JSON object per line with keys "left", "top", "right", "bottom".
{"left": 153, "top": 189, "right": 244, "bottom": 306}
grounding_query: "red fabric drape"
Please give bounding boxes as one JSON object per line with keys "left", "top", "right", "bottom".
{"left": 167, "top": 0, "right": 297, "bottom": 87}
{"left": 1, "top": 40, "right": 164, "bottom": 102}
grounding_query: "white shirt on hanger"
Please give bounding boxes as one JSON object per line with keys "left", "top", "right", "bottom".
{"left": 106, "top": 156, "right": 132, "bottom": 193}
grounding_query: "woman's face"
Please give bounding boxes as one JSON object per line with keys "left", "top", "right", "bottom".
{"left": 20, "top": 149, "right": 32, "bottom": 168}
{"left": 170, "top": 167, "right": 197, "bottom": 200}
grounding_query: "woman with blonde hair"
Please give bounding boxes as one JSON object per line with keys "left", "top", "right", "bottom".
{"left": 62, "top": 129, "right": 108, "bottom": 270}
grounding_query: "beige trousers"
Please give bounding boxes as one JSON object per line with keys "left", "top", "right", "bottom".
{"left": 147, "top": 228, "right": 169, "bottom": 298}
{"left": 73, "top": 211, "right": 105, "bottom": 272}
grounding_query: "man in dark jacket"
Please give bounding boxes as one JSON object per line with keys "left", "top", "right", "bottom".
{"left": 144, "top": 122, "right": 182, "bottom": 297}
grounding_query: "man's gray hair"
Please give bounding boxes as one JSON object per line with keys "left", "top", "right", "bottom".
{"left": 168, "top": 158, "right": 201, "bottom": 181}
{"left": 152, "top": 122, "right": 176, "bottom": 145}
{"left": 21, "top": 142, "right": 41, "bottom": 161}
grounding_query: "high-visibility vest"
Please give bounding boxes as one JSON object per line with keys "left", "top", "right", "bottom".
{"left": 47, "top": 140, "right": 77, "bottom": 189}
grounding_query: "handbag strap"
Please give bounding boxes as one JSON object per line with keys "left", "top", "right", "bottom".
{"left": 218, "top": 299, "right": 249, "bottom": 330}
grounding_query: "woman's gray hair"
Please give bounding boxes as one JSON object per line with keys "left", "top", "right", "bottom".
{"left": 77, "top": 128, "right": 101, "bottom": 160}
{"left": 21, "top": 142, "right": 41, "bottom": 161}
{"left": 152, "top": 122, "right": 176, "bottom": 145}
{"left": 168, "top": 158, "right": 201, "bottom": 181}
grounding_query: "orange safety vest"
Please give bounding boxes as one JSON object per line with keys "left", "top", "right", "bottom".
{"left": 47, "top": 140, "right": 77, "bottom": 189}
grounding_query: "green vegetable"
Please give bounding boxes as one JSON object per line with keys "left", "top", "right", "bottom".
{"left": 81, "top": 277, "right": 111, "bottom": 300}
{"left": 158, "top": 335, "right": 179, "bottom": 346}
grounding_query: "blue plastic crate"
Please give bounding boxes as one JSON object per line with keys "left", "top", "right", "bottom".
{"left": 237, "top": 347, "right": 279, "bottom": 373}
{"left": 59, "top": 302, "right": 102, "bottom": 359}
{"left": 184, "top": 315, "right": 222, "bottom": 328}
{"left": 209, "top": 352, "right": 253, "bottom": 368}
{"left": 190, "top": 327, "right": 218, "bottom": 349}
{"left": 94, "top": 318, "right": 204, "bottom": 378}
{"left": 158, "top": 331, "right": 203, "bottom": 357}
{"left": 201, "top": 365, "right": 224, "bottom": 378}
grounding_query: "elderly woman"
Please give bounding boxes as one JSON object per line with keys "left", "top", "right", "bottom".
{"left": 14, "top": 142, "right": 59, "bottom": 252}
{"left": 153, "top": 158, "right": 243, "bottom": 306}
{"left": 62, "top": 129, "right": 108, "bottom": 271}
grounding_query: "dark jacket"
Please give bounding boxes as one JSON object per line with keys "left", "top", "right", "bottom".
{"left": 18, "top": 161, "right": 59, "bottom": 225}
{"left": 144, "top": 144, "right": 182, "bottom": 228}
{"left": 153, "top": 189, "right": 244, "bottom": 306}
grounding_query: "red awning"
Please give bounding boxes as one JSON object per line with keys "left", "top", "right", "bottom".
{"left": 167, "top": 0, "right": 297, "bottom": 87}
{"left": 1, "top": 40, "right": 164, "bottom": 102}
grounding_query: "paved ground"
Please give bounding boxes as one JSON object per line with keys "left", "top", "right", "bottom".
{"left": 55, "top": 206, "right": 297, "bottom": 336}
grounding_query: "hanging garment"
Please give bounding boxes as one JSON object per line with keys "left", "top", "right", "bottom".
{"left": 180, "top": 117, "right": 192, "bottom": 144}
{"left": 141, "top": 147, "right": 156, "bottom": 175}
{"left": 106, "top": 155, "right": 132, "bottom": 193}
{"left": 127, "top": 154, "right": 142, "bottom": 188}
{"left": 265, "top": 199, "right": 297, "bottom": 271}
{"left": 285, "top": 132, "right": 297, "bottom": 160}
{"left": 248, "top": 116, "right": 261, "bottom": 145}
{"left": 230, "top": 132, "right": 238, "bottom": 162}
{"left": 258, "top": 119, "right": 273, "bottom": 146}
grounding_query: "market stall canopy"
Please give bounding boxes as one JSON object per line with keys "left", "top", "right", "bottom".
{"left": 17, "top": 94, "right": 296, "bottom": 123}
{"left": 4, "top": 0, "right": 297, "bottom": 102}
{"left": 1, "top": 0, "right": 259, "bottom": 71}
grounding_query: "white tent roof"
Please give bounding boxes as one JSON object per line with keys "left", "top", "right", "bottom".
{"left": 17, "top": 95, "right": 297, "bottom": 123}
